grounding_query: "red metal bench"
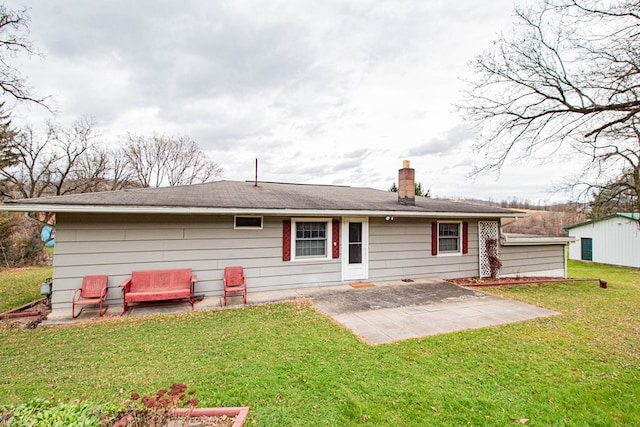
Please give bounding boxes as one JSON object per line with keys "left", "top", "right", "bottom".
{"left": 120, "top": 268, "right": 197, "bottom": 314}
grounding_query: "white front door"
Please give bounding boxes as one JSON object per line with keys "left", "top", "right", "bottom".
{"left": 342, "top": 217, "right": 369, "bottom": 281}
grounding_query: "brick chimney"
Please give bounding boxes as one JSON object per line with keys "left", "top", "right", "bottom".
{"left": 398, "top": 160, "right": 415, "bottom": 206}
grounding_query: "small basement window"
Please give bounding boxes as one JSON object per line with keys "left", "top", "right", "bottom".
{"left": 234, "top": 216, "right": 263, "bottom": 229}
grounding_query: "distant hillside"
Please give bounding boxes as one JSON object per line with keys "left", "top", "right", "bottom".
{"left": 444, "top": 197, "right": 586, "bottom": 237}
{"left": 501, "top": 209, "right": 586, "bottom": 237}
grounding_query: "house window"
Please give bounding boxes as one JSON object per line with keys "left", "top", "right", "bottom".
{"left": 293, "top": 219, "right": 331, "bottom": 260}
{"left": 438, "top": 222, "right": 461, "bottom": 253}
{"left": 234, "top": 216, "right": 263, "bottom": 229}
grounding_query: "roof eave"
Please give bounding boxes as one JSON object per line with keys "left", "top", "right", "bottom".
{"left": 501, "top": 235, "right": 575, "bottom": 245}
{"left": 0, "top": 203, "right": 523, "bottom": 218}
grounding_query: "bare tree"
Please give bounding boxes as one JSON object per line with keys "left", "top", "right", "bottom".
{"left": 123, "top": 133, "right": 223, "bottom": 188}
{"left": 0, "top": 117, "right": 104, "bottom": 200}
{"left": 0, "top": 6, "right": 49, "bottom": 210}
{"left": 79, "top": 146, "right": 136, "bottom": 192}
{"left": 588, "top": 169, "right": 638, "bottom": 218}
{"left": 123, "top": 133, "right": 161, "bottom": 188}
{"left": 70, "top": 145, "right": 134, "bottom": 193}
{"left": 1, "top": 125, "right": 55, "bottom": 199}
{"left": 0, "top": 5, "right": 47, "bottom": 106}
{"left": 2, "top": 124, "right": 223, "bottom": 200}
{"left": 0, "top": 102, "right": 17, "bottom": 169}
{"left": 459, "top": 0, "right": 640, "bottom": 213}
{"left": 48, "top": 118, "right": 98, "bottom": 195}
{"left": 71, "top": 145, "right": 110, "bottom": 193}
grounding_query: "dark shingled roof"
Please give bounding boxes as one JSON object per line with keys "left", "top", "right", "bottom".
{"left": 4, "top": 180, "right": 521, "bottom": 216}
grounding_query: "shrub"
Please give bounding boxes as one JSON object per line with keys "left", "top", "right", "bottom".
{"left": 0, "top": 212, "right": 48, "bottom": 268}
{"left": 0, "top": 398, "right": 105, "bottom": 426}
{"left": 485, "top": 238, "right": 502, "bottom": 279}
{"left": 111, "top": 383, "right": 199, "bottom": 427}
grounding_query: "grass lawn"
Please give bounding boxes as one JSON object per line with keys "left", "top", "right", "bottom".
{"left": 0, "top": 266, "right": 52, "bottom": 313}
{"left": 1, "top": 261, "right": 639, "bottom": 425}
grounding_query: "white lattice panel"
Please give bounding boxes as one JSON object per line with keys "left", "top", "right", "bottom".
{"left": 479, "top": 221, "right": 499, "bottom": 278}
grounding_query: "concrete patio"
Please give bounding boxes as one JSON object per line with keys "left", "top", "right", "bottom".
{"left": 308, "top": 279, "right": 558, "bottom": 344}
{"left": 41, "top": 278, "right": 558, "bottom": 345}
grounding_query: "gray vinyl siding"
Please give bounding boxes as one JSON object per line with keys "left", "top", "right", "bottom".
{"left": 500, "top": 245, "right": 566, "bottom": 277}
{"left": 52, "top": 213, "right": 341, "bottom": 309}
{"left": 368, "top": 218, "right": 480, "bottom": 280}
{"left": 51, "top": 212, "right": 566, "bottom": 311}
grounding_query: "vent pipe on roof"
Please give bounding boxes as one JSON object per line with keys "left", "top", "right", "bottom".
{"left": 398, "top": 160, "right": 415, "bottom": 206}
{"left": 254, "top": 158, "right": 258, "bottom": 187}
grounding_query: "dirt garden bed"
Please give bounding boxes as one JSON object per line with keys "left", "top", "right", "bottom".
{"left": 0, "top": 298, "right": 51, "bottom": 329}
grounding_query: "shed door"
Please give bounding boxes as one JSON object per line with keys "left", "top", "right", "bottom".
{"left": 581, "top": 238, "right": 593, "bottom": 261}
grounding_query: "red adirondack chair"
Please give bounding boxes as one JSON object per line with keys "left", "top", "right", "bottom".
{"left": 72, "top": 275, "right": 108, "bottom": 318}
{"left": 224, "top": 266, "right": 247, "bottom": 306}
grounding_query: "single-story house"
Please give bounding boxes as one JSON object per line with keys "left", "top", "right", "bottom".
{"left": 564, "top": 213, "right": 640, "bottom": 268}
{"left": 1, "top": 161, "right": 571, "bottom": 314}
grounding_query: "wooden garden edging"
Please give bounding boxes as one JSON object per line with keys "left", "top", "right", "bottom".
{"left": 463, "top": 277, "right": 607, "bottom": 288}
{"left": 0, "top": 298, "right": 48, "bottom": 319}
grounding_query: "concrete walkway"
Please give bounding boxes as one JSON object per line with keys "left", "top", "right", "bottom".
{"left": 42, "top": 279, "right": 558, "bottom": 345}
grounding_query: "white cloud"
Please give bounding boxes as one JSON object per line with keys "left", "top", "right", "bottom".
{"left": 3, "top": 0, "right": 577, "bottom": 203}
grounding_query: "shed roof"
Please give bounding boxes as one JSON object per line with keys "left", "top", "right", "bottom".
{"left": 501, "top": 233, "right": 574, "bottom": 245}
{"left": 1, "top": 180, "right": 523, "bottom": 218}
{"left": 563, "top": 213, "right": 639, "bottom": 231}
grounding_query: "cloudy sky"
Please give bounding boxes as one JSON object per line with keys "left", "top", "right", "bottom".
{"left": 5, "top": 0, "right": 576, "bottom": 203}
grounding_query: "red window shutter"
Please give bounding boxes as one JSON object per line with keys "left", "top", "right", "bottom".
{"left": 332, "top": 220, "right": 340, "bottom": 258}
{"left": 462, "top": 222, "right": 469, "bottom": 254}
{"left": 431, "top": 222, "right": 438, "bottom": 256}
{"left": 283, "top": 220, "right": 291, "bottom": 261}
